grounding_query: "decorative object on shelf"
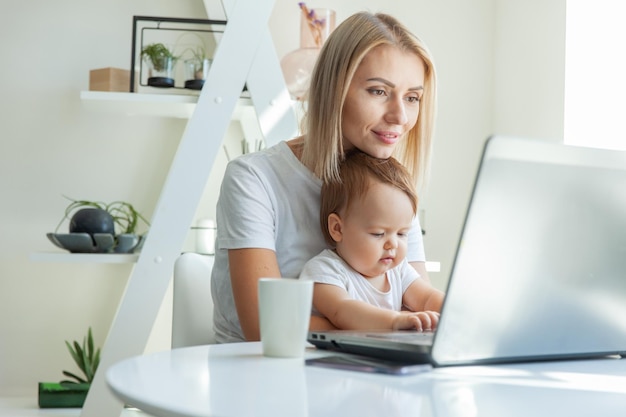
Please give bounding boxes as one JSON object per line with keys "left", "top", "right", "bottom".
{"left": 130, "top": 16, "right": 226, "bottom": 93}
{"left": 141, "top": 43, "right": 179, "bottom": 88}
{"left": 38, "top": 327, "right": 100, "bottom": 408}
{"left": 48, "top": 197, "right": 150, "bottom": 254}
{"left": 184, "top": 56, "right": 211, "bottom": 90}
{"left": 193, "top": 218, "right": 216, "bottom": 254}
{"left": 280, "top": 3, "right": 336, "bottom": 100}
{"left": 47, "top": 232, "right": 144, "bottom": 254}
{"left": 89, "top": 68, "right": 130, "bottom": 92}
{"left": 179, "top": 33, "right": 211, "bottom": 90}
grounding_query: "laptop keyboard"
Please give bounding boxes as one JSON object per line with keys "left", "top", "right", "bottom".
{"left": 365, "top": 331, "right": 434, "bottom": 344}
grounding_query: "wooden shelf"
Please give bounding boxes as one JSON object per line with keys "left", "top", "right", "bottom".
{"left": 29, "top": 252, "right": 138, "bottom": 264}
{"left": 80, "top": 91, "right": 253, "bottom": 119}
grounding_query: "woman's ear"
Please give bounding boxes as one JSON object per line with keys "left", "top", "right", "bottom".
{"left": 328, "top": 212, "right": 343, "bottom": 243}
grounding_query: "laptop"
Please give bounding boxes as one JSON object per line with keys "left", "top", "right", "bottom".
{"left": 308, "top": 135, "right": 626, "bottom": 367}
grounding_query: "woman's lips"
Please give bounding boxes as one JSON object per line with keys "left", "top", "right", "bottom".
{"left": 374, "top": 130, "right": 400, "bottom": 145}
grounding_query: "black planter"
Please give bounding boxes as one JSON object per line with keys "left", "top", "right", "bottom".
{"left": 148, "top": 76, "right": 175, "bottom": 88}
{"left": 69, "top": 208, "right": 115, "bottom": 236}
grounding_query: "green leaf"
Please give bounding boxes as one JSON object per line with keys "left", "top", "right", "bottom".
{"left": 59, "top": 381, "right": 91, "bottom": 391}
{"left": 87, "top": 327, "right": 94, "bottom": 362}
{"left": 73, "top": 341, "right": 87, "bottom": 376}
{"left": 62, "top": 371, "right": 87, "bottom": 384}
{"left": 82, "top": 344, "right": 93, "bottom": 382}
{"left": 61, "top": 328, "right": 102, "bottom": 384}
{"left": 92, "top": 348, "right": 101, "bottom": 375}
{"left": 65, "top": 341, "right": 81, "bottom": 368}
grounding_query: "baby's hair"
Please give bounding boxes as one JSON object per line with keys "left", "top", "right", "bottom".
{"left": 320, "top": 150, "right": 418, "bottom": 246}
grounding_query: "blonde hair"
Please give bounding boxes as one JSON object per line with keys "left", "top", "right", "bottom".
{"left": 320, "top": 150, "right": 418, "bottom": 246}
{"left": 300, "top": 12, "right": 437, "bottom": 190}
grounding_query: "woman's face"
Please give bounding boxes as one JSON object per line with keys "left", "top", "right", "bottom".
{"left": 342, "top": 45, "right": 425, "bottom": 159}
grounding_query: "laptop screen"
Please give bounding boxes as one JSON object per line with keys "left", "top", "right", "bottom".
{"left": 432, "top": 136, "right": 626, "bottom": 365}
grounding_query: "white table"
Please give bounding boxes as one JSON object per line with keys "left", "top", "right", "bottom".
{"left": 106, "top": 342, "right": 626, "bottom": 417}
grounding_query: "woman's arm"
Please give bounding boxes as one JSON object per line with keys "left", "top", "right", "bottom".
{"left": 229, "top": 248, "right": 336, "bottom": 340}
{"left": 229, "top": 248, "right": 281, "bottom": 341}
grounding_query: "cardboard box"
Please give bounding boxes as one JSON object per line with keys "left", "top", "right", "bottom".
{"left": 89, "top": 67, "right": 130, "bottom": 92}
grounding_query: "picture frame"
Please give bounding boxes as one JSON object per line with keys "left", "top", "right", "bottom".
{"left": 130, "top": 16, "right": 227, "bottom": 94}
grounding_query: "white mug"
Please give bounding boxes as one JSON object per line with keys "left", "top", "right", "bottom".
{"left": 258, "top": 278, "right": 313, "bottom": 358}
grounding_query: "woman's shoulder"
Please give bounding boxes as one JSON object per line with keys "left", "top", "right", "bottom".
{"left": 226, "top": 141, "right": 290, "bottom": 170}
{"left": 225, "top": 140, "right": 320, "bottom": 186}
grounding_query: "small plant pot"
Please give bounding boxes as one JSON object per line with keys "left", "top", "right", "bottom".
{"left": 184, "top": 58, "right": 211, "bottom": 90}
{"left": 146, "top": 56, "right": 176, "bottom": 88}
{"left": 38, "top": 382, "right": 90, "bottom": 408}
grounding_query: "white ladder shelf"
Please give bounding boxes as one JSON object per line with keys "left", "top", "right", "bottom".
{"left": 80, "top": 1, "right": 297, "bottom": 416}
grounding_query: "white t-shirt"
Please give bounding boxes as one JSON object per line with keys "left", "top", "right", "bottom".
{"left": 299, "top": 249, "right": 420, "bottom": 315}
{"left": 211, "top": 141, "right": 426, "bottom": 343}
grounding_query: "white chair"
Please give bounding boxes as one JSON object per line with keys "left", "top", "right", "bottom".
{"left": 172, "top": 252, "right": 216, "bottom": 348}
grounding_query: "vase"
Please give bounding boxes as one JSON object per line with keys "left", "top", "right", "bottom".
{"left": 280, "top": 8, "right": 336, "bottom": 100}
{"left": 145, "top": 56, "right": 176, "bottom": 88}
{"left": 184, "top": 58, "right": 211, "bottom": 90}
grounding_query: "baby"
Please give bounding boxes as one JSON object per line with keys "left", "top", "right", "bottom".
{"left": 299, "top": 150, "right": 444, "bottom": 331}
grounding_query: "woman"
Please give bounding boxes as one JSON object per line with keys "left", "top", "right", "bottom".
{"left": 211, "top": 11, "right": 437, "bottom": 343}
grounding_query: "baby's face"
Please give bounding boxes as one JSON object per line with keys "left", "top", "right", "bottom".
{"left": 334, "top": 181, "right": 414, "bottom": 278}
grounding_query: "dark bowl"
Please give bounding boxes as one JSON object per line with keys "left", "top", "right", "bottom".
{"left": 47, "top": 233, "right": 143, "bottom": 254}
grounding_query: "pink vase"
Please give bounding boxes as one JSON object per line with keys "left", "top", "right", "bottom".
{"left": 280, "top": 8, "right": 336, "bottom": 100}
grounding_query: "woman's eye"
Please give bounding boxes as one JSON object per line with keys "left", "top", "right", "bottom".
{"left": 368, "top": 88, "right": 386, "bottom": 96}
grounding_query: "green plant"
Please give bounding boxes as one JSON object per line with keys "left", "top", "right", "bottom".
{"left": 55, "top": 196, "right": 150, "bottom": 236}
{"left": 186, "top": 45, "right": 207, "bottom": 62}
{"left": 174, "top": 32, "right": 208, "bottom": 62}
{"left": 141, "top": 43, "right": 178, "bottom": 71}
{"left": 60, "top": 327, "right": 101, "bottom": 385}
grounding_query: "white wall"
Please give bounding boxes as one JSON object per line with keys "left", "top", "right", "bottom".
{"left": 493, "top": 0, "right": 566, "bottom": 140}
{"left": 0, "top": 0, "right": 208, "bottom": 397}
{"left": 0, "top": 0, "right": 565, "bottom": 396}
{"left": 424, "top": 0, "right": 566, "bottom": 291}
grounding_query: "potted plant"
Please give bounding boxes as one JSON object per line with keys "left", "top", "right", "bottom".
{"left": 183, "top": 45, "right": 210, "bottom": 90}
{"left": 141, "top": 42, "right": 179, "bottom": 87}
{"left": 48, "top": 196, "right": 150, "bottom": 254}
{"left": 38, "top": 328, "right": 101, "bottom": 408}
{"left": 171, "top": 31, "right": 211, "bottom": 91}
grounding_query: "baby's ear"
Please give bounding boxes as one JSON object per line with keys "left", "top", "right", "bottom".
{"left": 327, "top": 213, "right": 343, "bottom": 243}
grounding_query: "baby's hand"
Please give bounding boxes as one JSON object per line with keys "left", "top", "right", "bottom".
{"left": 392, "top": 311, "right": 440, "bottom": 332}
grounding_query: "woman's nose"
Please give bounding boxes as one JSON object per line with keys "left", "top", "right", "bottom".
{"left": 385, "top": 97, "right": 408, "bottom": 125}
